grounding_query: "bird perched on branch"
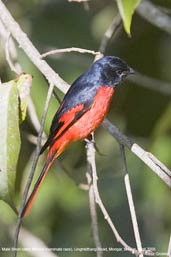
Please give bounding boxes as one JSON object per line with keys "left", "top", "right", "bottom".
{"left": 21, "top": 55, "right": 134, "bottom": 217}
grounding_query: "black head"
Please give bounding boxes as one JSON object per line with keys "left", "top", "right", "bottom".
{"left": 91, "top": 56, "right": 134, "bottom": 87}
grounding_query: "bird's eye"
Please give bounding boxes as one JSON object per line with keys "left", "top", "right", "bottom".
{"left": 116, "top": 69, "right": 123, "bottom": 76}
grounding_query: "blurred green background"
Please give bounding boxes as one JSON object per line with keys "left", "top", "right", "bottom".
{"left": 0, "top": 0, "right": 171, "bottom": 257}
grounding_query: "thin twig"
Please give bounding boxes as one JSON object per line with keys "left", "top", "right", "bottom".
{"left": 13, "top": 83, "right": 55, "bottom": 257}
{"left": 27, "top": 97, "right": 44, "bottom": 134}
{"left": 86, "top": 139, "right": 138, "bottom": 255}
{"left": 41, "top": 47, "right": 101, "bottom": 59}
{"left": 99, "top": 14, "right": 122, "bottom": 54}
{"left": 119, "top": 144, "right": 144, "bottom": 257}
{"left": 24, "top": 131, "right": 43, "bottom": 146}
{"left": 86, "top": 173, "right": 103, "bottom": 257}
{"left": 22, "top": 84, "right": 54, "bottom": 208}
{"left": 52, "top": 90, "right": 62, "bottom": 104}
{"left": 128, "top": 72, "right": 171, "bottom": 96}
{"left": 0, "top": 21, "right": 22, "bottom": 74}
{"left": 84, "top": 15, "right": 122, "bottom": 253}
{"left": 5, "top": 32, "right": 21, "bottom": 74}
{"left": 0, "top": 0, "right": 69, "bottom": 94}
{"left": 86, "top": 135, "right": 103, "bottom": 257}
{"left": 137, "top": 0, "right": 171, "bottom": 35}
{"left": 102, "top": 119, "right": 171, "bottom": 188}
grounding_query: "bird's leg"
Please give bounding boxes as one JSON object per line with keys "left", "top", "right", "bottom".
{"left": 84, "top": 135, "right": 105, "bottom": 156}
{"left": 84, "top": 134, "right": 93, "bottom": 143}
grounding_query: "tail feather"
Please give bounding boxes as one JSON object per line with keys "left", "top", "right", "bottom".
{"left": 21, "top": 151, "right": 57, "bottom": 218}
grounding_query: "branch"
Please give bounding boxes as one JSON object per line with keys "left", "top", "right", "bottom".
{"left": 119, "top": 144, "right": 144, "bottom": 257}
{"left": 27, "top": 97, "right": 45, "bottom": 135}
{"left": 86, "top": 135, "right": 103, "bottom": 257}
{"left": 41, "top": 47, "right": 100, "bottom": 58}
{"left": 86, "top": 139, "right": 138, "bottom": 255}
{"left": 5, "top": 32, "right": 21, "bottom": 75}
{"left": 128, "top": 72, "right": 171, "bottom": 96}
{"left": 85, "top": 15, "right": 127, "bottom": 254}
{"left": 98, "top": 14, "right": 121, "bottom": 54}
{"left": 102, "top": 119, "right": 171, "bottom": 188}
{"left": 0, "top": 20, "right": 22, "bottom": 75}
{"left": 84, "top": 16, "right": 140, "bottom": 255}
{"left": 136, "top": 0, "right": 171, "bottom": 35}
{"left": 13, "top": 83, "right": 55, "bottom": 257}
{"left": 0, "top": 0, "right": 69, "bottom": 94}
{"left": 86, "top": 148, "right": 103, "bottom": 257}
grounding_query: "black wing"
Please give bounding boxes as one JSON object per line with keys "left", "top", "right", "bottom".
{"left": 40, "top": 73, "right": 99, "bottom": 154}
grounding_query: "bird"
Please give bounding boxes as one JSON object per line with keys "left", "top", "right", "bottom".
{"left": 21, "top": 56, "right": 134, "bottom": 217}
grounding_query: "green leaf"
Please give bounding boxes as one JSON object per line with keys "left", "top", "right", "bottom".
{"left": 0, "top": 80, "right": 20, "bottom": 208}
{"left": 116, "top": 0, "right": 141, "bottom": 35}
{"left": 16, "top": 73, "right": 32, "bottom": 122}
{"left": 0, "top": 74, "right": 32, "bottom": 211}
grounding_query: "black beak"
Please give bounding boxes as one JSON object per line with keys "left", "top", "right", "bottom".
{"left": 129, "top": 67, "right": 135, "bottom": 74}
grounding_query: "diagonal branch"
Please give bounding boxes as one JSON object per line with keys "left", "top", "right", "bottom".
{"left": 128, "top": 72, "right": 171, "bottom": 96}
{"left": 98, "top": 14, "right": 121, "bottom": 54}
{"left": 13, "top": 83, "right": 55, "bottom": 257}
{"left": 27, "top": 97, "right": 46, "bottom": 135}
{"left": 86, "top": 139, "right": 138, "bottom": 255}
{"left": 0, "top": 0, "right": 69, "bottom": 94}
{"left": 5, "top": 32, "right": 21, "bottom": 75}
{"left": 86, "top": 136, "right": 103, "bottom": 257}
{"left": 102, "top": 119, "right": 171, "bottom": 188}
{"left": 136, "top": 0, "right": 171, "bottom": 35}
{"left": 119, "top": 144, "right": 144, "bottom": 257}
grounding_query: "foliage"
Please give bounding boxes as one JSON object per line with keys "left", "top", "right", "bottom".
{"left": 0, "top": 74, "right": 32, "bottom": 211}
{"left": 116, "top": 0, "right": 141, "bottom": 35}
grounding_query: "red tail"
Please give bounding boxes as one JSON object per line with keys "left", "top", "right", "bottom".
{"left": 21, "top": 135, "right": 70, "bottom": 217}
{"left": 21, "top": 151, "right": 56, "bottom": 217}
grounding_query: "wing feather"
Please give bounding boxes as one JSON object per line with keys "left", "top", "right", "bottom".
{"left": 40, "top": 71, "right": 99, "bottom": 154}
{"left": 40, "top": 102, "right": 92, "bottom": 154}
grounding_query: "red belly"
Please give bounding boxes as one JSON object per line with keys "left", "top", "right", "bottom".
{"left": 67, "top": 86, "right": 114, "bottom": 140}
{"left": 48, "top": 86, "right": 114, "bottom": 158}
